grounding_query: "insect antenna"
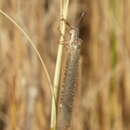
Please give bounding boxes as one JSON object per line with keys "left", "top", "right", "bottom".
{"left": 76, "top": 11, "right": 87, "bottom": 28}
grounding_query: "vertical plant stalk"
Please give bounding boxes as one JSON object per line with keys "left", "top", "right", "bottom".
{"left": 50, "top": 0, "right": 69, "bottom": 130}
{"left": 57, "top": 28, "right": 82, "bottom": 130}
{"left": 109, "top": 0, "right": 123, "bottom": 129}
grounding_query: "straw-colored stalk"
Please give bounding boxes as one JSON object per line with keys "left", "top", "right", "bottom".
{"left": 0, "top": 9, "right": 55, "bottom": 129}
{"left": 0, "top": 9, "right": 54, "bottom": 96}
{"left": 50, "top": 0, "right": 70, "bottom": 130}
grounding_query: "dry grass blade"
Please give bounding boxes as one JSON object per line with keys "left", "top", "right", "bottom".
{"left": 50, "top": 0, "right": 70, "bottom": 130}
{"left": 0, "top": 9, "right": 54, "bottom": 101}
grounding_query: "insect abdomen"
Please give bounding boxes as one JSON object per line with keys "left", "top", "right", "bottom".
{"left": 57, "top": 43, "right": 81, "bottom": 130}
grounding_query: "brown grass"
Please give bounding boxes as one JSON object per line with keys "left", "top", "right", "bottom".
{"left": 0, "top": 0, "right": 130, "bottom": 130}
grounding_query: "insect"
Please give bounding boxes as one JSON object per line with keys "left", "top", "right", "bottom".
{"left": 57, "top": 12, "right": 85, "bottom": 130}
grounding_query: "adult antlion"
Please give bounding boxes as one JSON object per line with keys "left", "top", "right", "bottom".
{"left": 57, "top": 12, "right": 86, "bottom": 130}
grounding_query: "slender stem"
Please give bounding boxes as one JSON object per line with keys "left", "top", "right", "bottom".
{"left": 0, "top": 9, "right": 54, "bottom": 96}
{"left": 50, "top": 0, "right": 70, "bottom": 130}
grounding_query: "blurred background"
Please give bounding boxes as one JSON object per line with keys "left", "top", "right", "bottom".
{"left": 0, "top": 0, "right": 130, "bottom": 130}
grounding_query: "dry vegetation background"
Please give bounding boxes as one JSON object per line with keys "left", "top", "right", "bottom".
{"left": 0, "top": 0, "right": 130, "bottom": 130}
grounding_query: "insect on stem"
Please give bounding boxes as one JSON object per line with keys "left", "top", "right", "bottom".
{"left": 57, "top": 12, "right": 85, "bottom": 130}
